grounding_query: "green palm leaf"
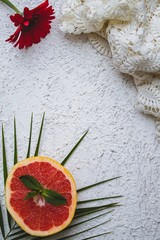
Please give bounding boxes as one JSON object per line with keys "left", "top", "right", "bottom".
{"left": 81, "top": 232, "right": 111, "bottom": 240}
{"left": 26, "top": 113, "right": 33, "bottom": 158}
{"left": 77, "top": 176, "right": 121, "bottom": 192}
{"left": 8, "top": 229, "right": 24, "bottom": 237}
{"left": 74, "top": 208, "right": 113, "bottom": 219}
{"left": 75, "top": 203, "right": 119, "bottom": 216}
{"left": 34, "top": 113, "right": 45, "bottom": 156}
{"left": 77, "top": 195, "right": 123, "bottom": 204}
{"left": 2, "top": 124, "right": 12, "bottom": 229}
{"left": 61, "top": 129, "right": 89, "bottom": 166}
{"left": 67, "top": 210, "right": 112, "bottom": 230}
{"left": 2, "top": 124, "right": 8, "bottom": 184}
{"left": 11, "top": 233, "right": 31, "bottom": 240}
{"left": 14, "top": 117, "right": 18, "bottom": 165}
{"left": 56, "top": 219, "right": 111, "bottom": 240}
{"left": 0, "top": 202, "right": 5, "bottom": 238}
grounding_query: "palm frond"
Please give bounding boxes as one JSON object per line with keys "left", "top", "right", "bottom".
{"left": 0, "top": 202, "right": 5, "bottom": 238}
{"left": 81, "top": 232, "right": 112, "bottom": 240}
{"left": 11, "top": 233, "right": 31, "bottom": 240}
{"left": 61, "top": 129, "right": 89, "bottom": 166}
{"left": 30, "top": 238, "right": 40, "bottom": 240}
{"left": 14, "top": 117, "right": 18, "bottom": 165}
{"left": 2, "top": 124, "right": 12, "bottom": 229}
{"left": 67, "top": 210, "right": 112, "bottom": 230}
{"left": 34, "top": 113, "right": 45, "bottom": 156}
{"left": 77, "top": 195, "right": 123, "bottom": 204}
{"left": 56, "top": 219, "right": 111, "bottom": 240}
{"left": 2, "top": 123, "right": 8, "bottom": 184}
{"left": 75, "top": 203, "right": 119, "bottom": 216}
{"left": 74, "top": 208, "right": 113, "bottom": 219}
{"left": 0, "top": 115, "right": 121, "bottom": 240}
{"left": 4, "top": 223, "right": 17, "bottom": 239}
{"left": 12, "top": 226, "right": 19, "bottom": 231}
{"left": 26, "top": 113, "right": 33, "bottom": 158}
{"left": 7, "top": 228, "right": 24, "bottom": 237}
{"left": 77, "top": 176, "right": 121, "bottom": 192}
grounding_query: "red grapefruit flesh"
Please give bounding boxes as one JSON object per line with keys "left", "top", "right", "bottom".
{"left": 5, "top": 156, "right": 77, "bottom": 236}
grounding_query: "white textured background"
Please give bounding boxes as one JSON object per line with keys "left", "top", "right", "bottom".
{"left": 0, "top": 1, "right": 160, "bottom": 240}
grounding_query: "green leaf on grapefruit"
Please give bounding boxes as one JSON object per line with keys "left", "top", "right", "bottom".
{"left": 19, "top": 175, "right": 43, "bottom": 192}
{"left": 19, "top": 175, "right": 67, "bottom": 206}
{"left": 42, "top": 189, "right": 67, "bottom": 206}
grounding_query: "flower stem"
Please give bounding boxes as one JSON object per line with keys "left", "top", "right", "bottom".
{"left": 1, "top": 0, "right": 21, "bottom": 14}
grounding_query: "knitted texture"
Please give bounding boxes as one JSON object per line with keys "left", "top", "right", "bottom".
{"left": 59, "top": 0, "right": 160, "bottom": 140}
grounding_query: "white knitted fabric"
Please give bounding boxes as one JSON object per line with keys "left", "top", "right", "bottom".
{"left": 59, "top": 0, "right": 160, "bottom": 140}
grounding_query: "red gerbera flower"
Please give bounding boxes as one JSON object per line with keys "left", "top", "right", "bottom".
{"left": 6, "top": 0, "right": 55, "bottom": 49}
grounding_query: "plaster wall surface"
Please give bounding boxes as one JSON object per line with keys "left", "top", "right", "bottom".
{"left": 0, "top": 1, "right": 160, "bottom": 240}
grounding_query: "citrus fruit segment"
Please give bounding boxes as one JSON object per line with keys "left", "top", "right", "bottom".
{"left": 5, "top": 156, "right": 77, "bottom": 237}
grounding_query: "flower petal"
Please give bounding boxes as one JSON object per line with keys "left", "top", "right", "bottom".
{"left": 10, "top": 14, "right": 23, "bottom": 27}
{"left": 31, "top": 0, "right": 49, "bottom": 14}
{"left": 24, "top": 7, "right": 32, "bottom": 19}
{"left": 6, "top": 26, "right": 21, "bottom": 43}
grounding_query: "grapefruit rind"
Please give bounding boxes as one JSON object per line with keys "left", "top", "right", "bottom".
{"left": 5, "top": 156, "right": 77, "bottom": 237}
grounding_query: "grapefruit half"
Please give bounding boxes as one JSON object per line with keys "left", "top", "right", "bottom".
{"left": 5, "top": 156, "right": 77, "bottom": 237}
